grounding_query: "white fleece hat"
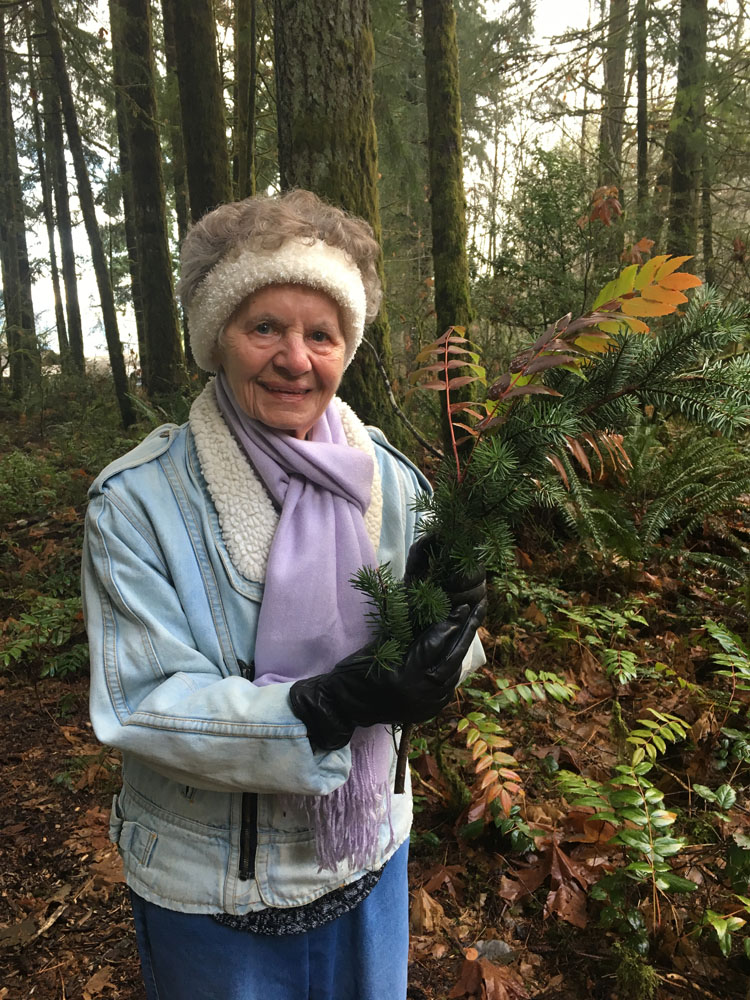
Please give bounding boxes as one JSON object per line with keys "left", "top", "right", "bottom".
{"left": 187, "top": 238, "right": 368, "bottom": 372}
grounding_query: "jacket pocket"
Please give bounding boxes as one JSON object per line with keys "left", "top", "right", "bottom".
{"left": 109, "top": 793, "right": 124, "bottom": 845}
{"left": 119, "top": 820, "right": 158, "bottom": 867}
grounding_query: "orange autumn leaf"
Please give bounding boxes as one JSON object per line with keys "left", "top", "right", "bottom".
{"left": 640, "top": 285, "right": 689, "bottom": 306}
{"left": 620, "top": 297, "right": 675, "bottom": 318}
{"left": 658, "top": 272, "right": 703, "bottom": 291}
{"left": 655, "top": 255, "right": 693, "bottom": 280}
{"left": 633, "top": 254, "right": 670, "bottom": 291}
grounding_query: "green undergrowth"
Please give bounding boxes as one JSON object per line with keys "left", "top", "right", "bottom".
{"left": 411, "top": 542, "right": 750, "bottom": 990}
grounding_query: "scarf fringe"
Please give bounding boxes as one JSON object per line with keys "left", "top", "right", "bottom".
{"left": 286, "top": 739, "right": 395, "bottom": 873}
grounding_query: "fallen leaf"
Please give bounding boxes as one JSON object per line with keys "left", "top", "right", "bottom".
{"left": 423, "top": 864, "right": 466, "bottom": 903}
{"left": 83, "top": 964, "right": 114, "bottom": 999}
{"left": 449, "top": 956, "right": 528, "bottom": 999}
{"left": 410, "top": 888, "right": 445, "bottom": 935}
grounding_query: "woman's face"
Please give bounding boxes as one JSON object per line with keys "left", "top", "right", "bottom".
{"left": 217, "top": 284, "right": 347, "bottom": 439}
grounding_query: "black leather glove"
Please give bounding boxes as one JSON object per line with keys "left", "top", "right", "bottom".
{"left": 289, "top": 599, "right": 486, "bottom": 751}
{"left": 404, "top": 534, "right": 487, "bottom": 608}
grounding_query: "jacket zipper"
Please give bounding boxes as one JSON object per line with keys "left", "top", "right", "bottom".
{"left": 237, "top": 660, "right": 258, "bottom": 881}
{"left": 238, "top": 791, "right": 258, "bottom": 881}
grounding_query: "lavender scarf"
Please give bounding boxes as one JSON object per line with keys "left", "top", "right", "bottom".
{"left": 215, "top": 373, "right": 394, "bottom": 871}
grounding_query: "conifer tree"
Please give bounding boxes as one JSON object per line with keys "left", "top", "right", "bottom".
{"left": 109, "top": 0, "right": 183, "bottom": 397}
{"left": 38, "top": 0, "right": 135, "bottom": 427}
{"left": 274, "top": 0, "right": 406, "bottom": 446}
{"left": 0, "top": 10, "right": 40, "bottom": 397}
{"left": 171, "top": 0, "right": 232, "bottom": 222}
{"left": 666, "top": 0, "right": 708, "bottom": 262}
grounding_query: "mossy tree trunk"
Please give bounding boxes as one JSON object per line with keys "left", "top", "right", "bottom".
{"left": 274, "top": 0, "right": 406, "bottom": 447}
{"left": 159, "top": 0, "right": 192, "bottom": 365}
{"left": 160, "top": 0, "right": 190, "bottom": 242}
{"left": 109, "top": 0, "right": 183, "bottom": 397}
{"left": 234, "top": 0, "right": 257, "bottom": 199}
{"left": 421, "top": 0, "right": 471, "bottom": 336}
{"left": 35, "top": 3, "right": 85, "bottom": 372}
{"left": 113, "top": 81, "right": 147, "bottom": 377}
{"left": 666, "top": 0, "right": 708, "bottom": 263}
{"left": 598, "top": 0, "right": 628, "bottom": 265}
{"left": 172, "top": 0, "right": 231, "bottom": 222}
{"left": 634, "top": 0, "right": 648, "bottom": 213}
{"left": 38, "top": 0, "right": 135, "bottom": 427}
{"left": 26, "top": 18, "right": 68, "bottom": 364}
{"left": 701, "top": 151, "right": 715, "bottom": 285}
{"left": 0, "top": 10, "right": 40, "bottom": 398}
{"left": 422, "top": 0, "right": 472, "bottom": 453}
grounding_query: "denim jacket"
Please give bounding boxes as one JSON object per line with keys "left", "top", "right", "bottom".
{"left": 83, "top": 383, "right": 484, "bottom": 915}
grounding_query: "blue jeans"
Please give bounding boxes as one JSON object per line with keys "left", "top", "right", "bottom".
{"left": 129, "top": 841, "right": 409, "bottom": 999}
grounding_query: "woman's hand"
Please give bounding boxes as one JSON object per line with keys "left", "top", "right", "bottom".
{"left": 405, "top": 533, "right": 487, "bottom": 608}
{"left": 289, "top": 599, "right": 486, "bottom": 751}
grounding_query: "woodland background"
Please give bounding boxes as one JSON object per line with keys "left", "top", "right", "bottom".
{"left": 1, "top": 1, "right": 750, "bottom": 998}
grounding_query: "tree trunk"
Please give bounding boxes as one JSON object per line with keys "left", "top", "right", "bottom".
{"left": 599, "top": 0, "right": 629, "bottom": 187}
{"left": 234, "top": 0, "right": 257, "bottom": 199}
{"left": 109, "top": 0, "right": 183, "bottom": 397}
{"left": 38, "top": 0, "right": 135, "bottom": 427}
{"left": 171, "top": 0, "right": 231, "bottom": 222}
{"left": 422, "top": 0, "right": 473, "bottom": 452}
{"left": 113, "top": 78, "right": 147, "bottom": 379}
{"left": 701, "top": 151, "right": 715, "bottom": 285}
{"left": 26, "top": 17, "right": 68, "bottom": 363}
{"left": 160, "top": 0, "right": 190, "bottom": 242}
{"left": 634, "top": 0, "right": 648, "bottom": 211}
{"left": 35, "top": 4, "right": 85, "bottom": 372}
{"left": 666, "top": 0, "right": 708, "bottom": 261}
{"left": 598, "top": 0, "right": 629, "bottom": 264}
{"left": 0, "top": 11, "right": 39, "bottom": 397}
{"left": 422, "top": 0, "right": 471, "bottom": 336}
{"left": 274, "top": 0, "right": 405, "bottom": 447}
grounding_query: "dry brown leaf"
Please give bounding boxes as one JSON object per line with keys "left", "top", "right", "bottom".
{"left": 521, "top": 602, "right": 547, "bottom": 627}
{"left": 423, "top": 864, "right": 466, "bottom": 903}
{"left": 449, "top": 956, "right": 528, "bottom": 999}
{"left": 410, "top": 887, "right": 445, "bottom": 935}
{"left": 545, "top": 881, "right": 588, "bottom": 928}
{"left": 83, "top": 964, "right": 114, "bottom": 999}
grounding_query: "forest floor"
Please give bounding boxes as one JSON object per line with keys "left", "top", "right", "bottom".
{"left": 1, "top": 400, "right": 750, "bottom": 999}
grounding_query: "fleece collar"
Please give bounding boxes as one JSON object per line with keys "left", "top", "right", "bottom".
{"left": 189, "top": 380, "right": 382, "bottom": 582}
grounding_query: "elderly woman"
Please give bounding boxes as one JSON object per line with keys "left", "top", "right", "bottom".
{"left": 82, "top": 190, "right": 485, "bottom": 1000}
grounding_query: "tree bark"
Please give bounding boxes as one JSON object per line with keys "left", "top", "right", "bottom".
{"left": 598, "top": 0, "right": 629, "bottom": 264}
{"left": 113, "top": 77, "right": 147, "bottom": 379}
{"left": 35, "top": 2, "right": 85, "bottom": 372}
{"left": 634, "top": 0, "right": 648, "bottom": 211}
{"left": 234, "top": 0, "right": 257, "bottom": 199}
{"left": 109, "top": 0, "right": 183, "bottom": 397}
{"left": 26, "top": 16, "right": 68, "bottom": 363}
{"left": 0, "top": 10, "right": 40, "bottom": 397}
{"left": 38, "top": 0, "right": 135, "bottom": 427}
{"left": 666, "top": 0, "right": 708, "bottom": 261}
{"left": 422, "top": 0, "right": 471, "bottom": 336}
{"left": 160, "top": 0, "right": 190, "bottom": 242}
{"left": 598, "top": 0, "right": 629, "bottom": 188}
{"left": 701, "top": 151, "right": 715, "bottom": 285}
{"left": 422, "top": 0, "right": 473, "bottom": 452}
{"left": 274, "top": 0, "right": 406, "bottom": 446}
{"left": 171, "top": 0, "right": 231, "bottom": 222}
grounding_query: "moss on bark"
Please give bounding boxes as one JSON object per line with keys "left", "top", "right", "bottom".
{"left": 274, "top": 0, "right": 407, "bottom": 449}
{"left": 110, "top": 0, "right": 183, "bottom": 397}
{"left": 172, "top": 0, "right": 232, "bottom": 221}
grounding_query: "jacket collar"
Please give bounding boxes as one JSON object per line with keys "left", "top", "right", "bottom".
{"left": 189, "top": 380, "right": 383, "bottom": 582}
